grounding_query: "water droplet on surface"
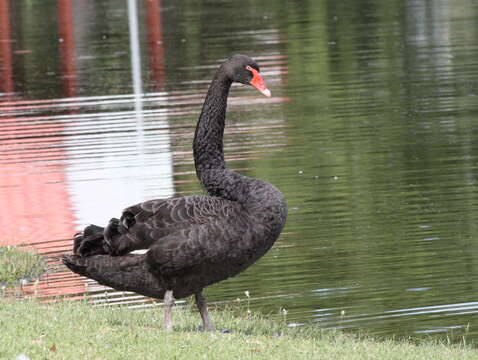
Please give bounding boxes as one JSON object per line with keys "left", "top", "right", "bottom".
{"left": 287, "top": 323, "right": 305, "bottom": 328}
{"left": 406, "top": 287, "right": 431, "bottom": 292}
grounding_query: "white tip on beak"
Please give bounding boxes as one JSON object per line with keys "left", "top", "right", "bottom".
{"left": 261, "top": 88, "right": 272, "bottom": 97}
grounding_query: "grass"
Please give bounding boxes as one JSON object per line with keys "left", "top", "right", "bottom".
{"left": 0, "top": 246, "right": 46, "bottom": 285}
{"left": 1, "top": 299, "right": 477, "bottom": 360}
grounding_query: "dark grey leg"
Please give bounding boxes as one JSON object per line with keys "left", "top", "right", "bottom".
{"left": 195, "top": 291, "right": 216, "bottom": 332}
{"left": 164, "top": 290, "right": 175, "bottom": 331}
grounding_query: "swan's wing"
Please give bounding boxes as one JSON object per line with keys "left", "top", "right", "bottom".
{"left": 105, "top": 195, "right": 243, "bottom": 254}
{"left": 146, "top": 214, "right": 254, "bottom": 278}
{"left": 123, "top": 195, "right": 239, "bottom": 230}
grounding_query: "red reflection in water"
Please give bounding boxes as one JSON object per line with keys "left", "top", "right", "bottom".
{"left": 57, "top": 0, "right": 77, "bottom": 97}
{"left": 0, "top": 0, "right": 81, "bottom": 297}
{"left": 0, "top": 158, "right": 75, "bottom": 247}
{"left": 0, "top": 1, "right": 79, "bottom": 249}
{"left": 145, "top": 0, "right": 165, "bottom": 91}
{"left": 0, "top": 0, "right": 14, "bottom": 95}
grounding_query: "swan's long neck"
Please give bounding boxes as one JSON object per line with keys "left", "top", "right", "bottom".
{"left": 193, "top": 72, "right": 231, "bottom": 177}
{"left": 193, "top": 63, "right": 287, "bottom": 228}
{"left": 193, "top": 71, "right": 247, "bottom": 201}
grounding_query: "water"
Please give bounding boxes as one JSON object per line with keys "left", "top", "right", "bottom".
{"left": 1, "top": 0, "right": 478, "bottom": 343}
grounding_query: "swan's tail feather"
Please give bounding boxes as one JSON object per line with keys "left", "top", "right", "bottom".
{"left": 74, "top": 224, "right": 107, "bottom": 257}
{"left": 62, "top": 254, "right": 166, "bottom": 299}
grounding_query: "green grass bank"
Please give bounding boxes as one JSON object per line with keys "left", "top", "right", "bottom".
{"left": 1, "top": 299, "right": 476, "bottom": 360}
{"left": 0, "top": 246, "right": 45, "bottom": 286}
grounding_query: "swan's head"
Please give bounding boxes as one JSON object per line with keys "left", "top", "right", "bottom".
{"left": 224, "top": 54, "right": 271, "bottom": 97}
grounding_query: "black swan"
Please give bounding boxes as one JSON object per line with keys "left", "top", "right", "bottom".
{"left": 63, "top": 54, "right": 288, "bottom": 331}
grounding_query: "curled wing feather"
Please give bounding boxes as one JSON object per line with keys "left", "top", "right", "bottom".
{"left": 107, "top": 195, "right": 245, "bottom": 256}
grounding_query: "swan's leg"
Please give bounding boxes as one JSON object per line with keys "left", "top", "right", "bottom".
{"left": 195, "top": 291, "right": 216, "bottom": 332}
{"left": 163, "top": 290, "right": 175, "bottom": 331}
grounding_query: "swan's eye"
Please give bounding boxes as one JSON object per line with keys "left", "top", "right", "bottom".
{"left": 245, "top": 65, "right": 257, "bottom": 80}
{"left": 244, "top": 66, "right": 255, "bottom": 81}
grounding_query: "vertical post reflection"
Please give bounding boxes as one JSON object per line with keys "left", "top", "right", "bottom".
{"left": 145, "top": 0, "right": 165, "bottom": 91}
{"left": 0, "top": 0, "right": 14, "bottom": 96}
{"left": 57, "top": 0, "right": 77, "bottom": 97}
{"left": 127, "top": 0, "right": 144, "bottom": 117}
{"left": 143, "top": 0, "right": 174, "bottom": 203}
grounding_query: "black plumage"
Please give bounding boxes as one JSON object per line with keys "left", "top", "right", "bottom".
{"left": 63, "top": 54, "right": 287, "bottom": 331}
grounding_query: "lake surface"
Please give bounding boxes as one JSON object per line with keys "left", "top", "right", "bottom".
{"left": 1, "top": 0, "right": 478, "bottom": 343}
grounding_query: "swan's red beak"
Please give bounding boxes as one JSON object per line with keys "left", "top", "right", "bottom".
{"left": 247, "top": 66, "right": 271, "bottom": 97}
